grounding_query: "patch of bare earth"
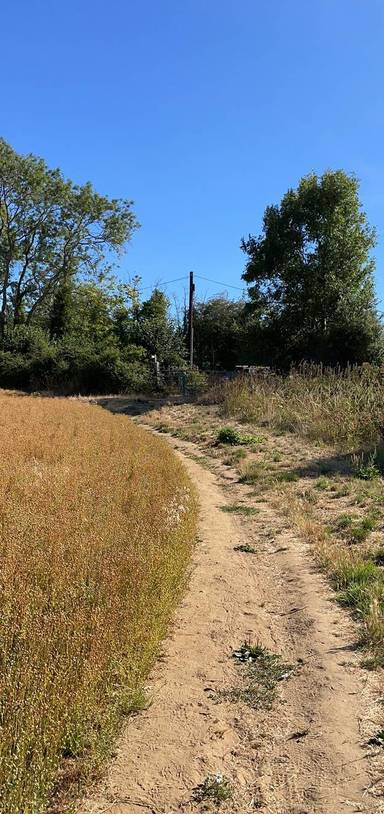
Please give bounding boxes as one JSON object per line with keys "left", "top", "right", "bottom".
{"left": 80, "top": 399, "right": 384, "bottom": 814}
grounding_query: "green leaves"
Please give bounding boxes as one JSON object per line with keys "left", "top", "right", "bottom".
{"left": 0, "top": 138, "right": 139, "bottom": 332}
{"left": 241, "top": 170, "right": 382, "bottom": 366}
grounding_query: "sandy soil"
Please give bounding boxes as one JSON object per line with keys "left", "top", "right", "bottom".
{"left": 79, "top": 417, "right": 383, "bottom": 814}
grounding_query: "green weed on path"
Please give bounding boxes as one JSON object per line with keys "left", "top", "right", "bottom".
{"left": 220, "top": 504, "right": 259, "bottom": 516}
{"left": 222, "top": 643, "right": 295, "bottom": 710}
{"left": 192, "top": 774, "right": 233, "bottom": 805}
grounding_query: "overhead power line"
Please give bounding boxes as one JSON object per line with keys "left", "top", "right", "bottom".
{"left": 138, "top": 273, "right": 245, "bottom": 294}
{"left": 139, "top": 275, "right": 189, "bottom": 291}
{"left": 194, "top": 275, "right": 245, "bottom": 291}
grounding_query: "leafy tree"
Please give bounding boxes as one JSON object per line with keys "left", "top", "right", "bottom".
{"left": 0, "top": 138, "right": 138, "bottom": 334}
{"left": 194, "top": 296, "right": 248, "bottom": 368}
{"left": 49, "top": 279, "right": 74, "bottom": 339}
{"left": 241, "top": 170, "right": 383, "bottom": 365}
{"left": 132, "top": 289, "right": 185, "bottom": 366}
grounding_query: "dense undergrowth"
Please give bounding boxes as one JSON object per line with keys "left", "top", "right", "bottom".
{"left": 216, "top": 364, "right": 384, "bottom": 450}
{"left": 0, "top": 394, "right": 196, "bottom": 814}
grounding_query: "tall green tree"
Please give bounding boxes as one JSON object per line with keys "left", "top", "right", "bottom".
{"left": 241, "top": 170, "right": 383, "bottom": 365}
{"left": 0, "top": 138, "right": 138, "bottom": 334}
{"left": 194, "top": 296, "right": 248, "bottom": 368}
{"left": 132, "top": 289, "right": 185, "bottom": 366}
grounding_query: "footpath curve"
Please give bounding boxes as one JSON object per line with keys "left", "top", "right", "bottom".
{"left": 80, "top": 430, "right": 379, "bottom": 814}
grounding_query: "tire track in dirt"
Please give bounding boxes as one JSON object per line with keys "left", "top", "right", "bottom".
{"left": 80, "top": 431, "right": 382, "bottom": 814}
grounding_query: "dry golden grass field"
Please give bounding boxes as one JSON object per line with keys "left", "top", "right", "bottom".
{"left": 0, "top": 393, "right": 196, "bottom": 814}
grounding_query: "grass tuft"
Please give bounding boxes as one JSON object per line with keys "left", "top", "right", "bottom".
{"left": 220, "top": 504, "right": 259, "bottom": 516}
{"left": 192, "top": 774, "right": 233, "bottom": 804}
{"left": 226, "top": 643, "right": 294, "bottom": 709}
{"left": 333, "top": 513, "right": 377, "bottom": 544}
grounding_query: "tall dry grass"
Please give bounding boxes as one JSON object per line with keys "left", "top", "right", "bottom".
{"left": 217, "top": 364, "right": 384, "bottom": 450}
{"left": 0, "top": 393, "right": 196, "bottom": 814}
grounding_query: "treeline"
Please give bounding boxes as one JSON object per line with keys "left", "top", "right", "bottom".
{"left": 0, "top": 139, "right": 382, "bottom": 393}
{"left": 0, "top": 139, "right": 185, "bottom": 392}
{"left": 190, "top": 170, "right": 383, "bottom": 370}
{"left": 0, "top": 285, "right": 186, "bottom": 393}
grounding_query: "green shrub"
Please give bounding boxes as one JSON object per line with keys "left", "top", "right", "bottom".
{"left": 217, "top": 426, "right": 243, "bottom": 445}
{"left": 0, "top": 328, "right": 153, "bottom": 395}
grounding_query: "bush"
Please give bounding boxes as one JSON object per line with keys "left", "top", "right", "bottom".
{"left": 217, "top": 426, "right": 243, "bottom": 445}
{"left": 0, "top": 328, "right": 153, "bottom": 394}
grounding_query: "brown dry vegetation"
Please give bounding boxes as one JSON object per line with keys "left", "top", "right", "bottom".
{"left": 217, "top": 364, "right": 384, "bottom": 450}
{"left": 0, "top": 393, "right": 196, "bottom": 814}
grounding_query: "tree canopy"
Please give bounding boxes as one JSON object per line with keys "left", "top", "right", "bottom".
{"left": 241, "top": 170, "right": 383, "bottom": 365}
{"left": 0, "top": 138, "right": 138, "bottom": 333}
{"left": 193, "top": 296, "right": 248, "bottom": 369}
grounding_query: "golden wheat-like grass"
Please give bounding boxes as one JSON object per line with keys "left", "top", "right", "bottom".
{"left": 0, "top": 393, "right": 196, "bottom": 814}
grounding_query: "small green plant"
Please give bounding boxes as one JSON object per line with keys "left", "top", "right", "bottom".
{"left": 331, "top": 559, "right": 384, "bottom": 617}
{"left": 315, "top": 476, "right": 330, "bottom": 490}
{"left": 221, "top": 504, "right": 259, "bottom": 516}
{"left": 276, "top": 470, "right": 299, "bottom": 483}
{"left": 337, "top": 583, "right": 373, "bottom": 615}
{"left": 233, "top": 543, "right": 257, "bottom": 554}
{"left": 333, "top": 513, "right": 377, "bottom": 544}
{"left": 352, "top": 452, "right": 381, "bottom": 481}
{"left": 217, "top": 426, "right": 263, "bottom": 446}
{"left": 240, "top": 432, "right": 264, "bottom": 445}
{"left": 227, "top": 643, "right": 294, "bottom": 709}
{"left": 217, "top": 426, "right": 243, "bottom": 445}
{"left": 192, "top": 774, "right": 233, "bottom": 804}
{"left": 350, "top": 517, "right": 377, "bottom": 544}
{"left": 331, "top": 560, "right": 378, "bottom": 590}
{"left": 118, "top": 686, "right": 148, "bottom": 717}
{"left": 334, "top": 513, "right": 355, "bottom": 530}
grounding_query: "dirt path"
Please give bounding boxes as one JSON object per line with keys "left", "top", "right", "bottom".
{"left": 80, "top": 431, "right": 381, "bottom": 814}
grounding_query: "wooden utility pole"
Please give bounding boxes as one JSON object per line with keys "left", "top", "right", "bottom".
{"left": 188, "top": 270, "right": 195, "bottom": 368}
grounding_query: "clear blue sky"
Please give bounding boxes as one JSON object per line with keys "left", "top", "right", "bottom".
{"left": 2, "top": 0, "right": 384, "bottom": 309}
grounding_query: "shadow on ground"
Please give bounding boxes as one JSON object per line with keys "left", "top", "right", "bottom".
{"left": 280, "top": 445, "right": 384, "bottom": 482}
{"left": 95, "top": 395, "right": 192, "bottom": 418}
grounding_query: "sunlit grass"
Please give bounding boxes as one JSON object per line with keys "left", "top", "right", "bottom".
{"left": 215, "top": 364, "right": 384, "bottom": 450}
{"left": 0, "top": 393, "right": 196, "bottom": 814}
